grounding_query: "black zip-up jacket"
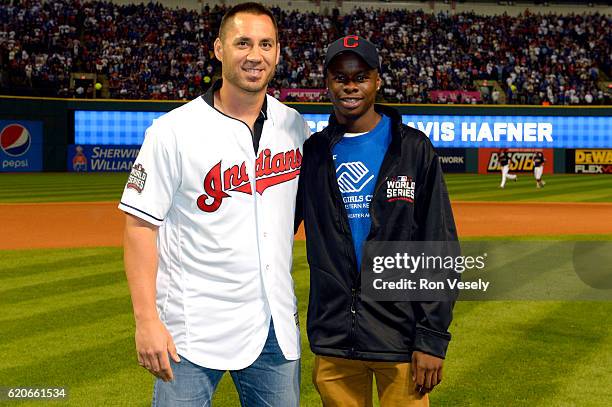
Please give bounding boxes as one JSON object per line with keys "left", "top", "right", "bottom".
{"left": 296, "top": 104, "right": 458, "bottom": 362}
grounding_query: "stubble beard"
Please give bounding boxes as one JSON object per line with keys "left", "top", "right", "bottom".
{"left": 223, "top": 64, "right": 275, "bottom": 94}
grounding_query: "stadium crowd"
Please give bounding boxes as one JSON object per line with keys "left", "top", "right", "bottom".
{"left": 0, "top": 0, "right": 610, "bottom": 104}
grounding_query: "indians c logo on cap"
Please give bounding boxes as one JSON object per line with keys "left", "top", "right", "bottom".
{"left": 343, "top": 35, "right": 359, "bottom": 48}
{"left": 0, "top": 124, "right": 31, "bottom": 157}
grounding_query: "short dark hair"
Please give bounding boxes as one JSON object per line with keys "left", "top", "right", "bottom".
{"left": 218, "top": 2, "right": 278, "bottom": 42}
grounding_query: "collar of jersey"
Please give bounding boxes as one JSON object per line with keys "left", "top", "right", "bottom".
{"left": 337, "top": 114, "right": 389, "bottom": 146}
{"left": 201, "top": 79, "right": 269, "bottom": 122}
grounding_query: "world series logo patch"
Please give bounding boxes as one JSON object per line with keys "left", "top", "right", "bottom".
{"left": 386, "top": 175, "right": 415, "bottom": 203}
{"left": 127, "top": 163, "right": 147, "bottom": 193}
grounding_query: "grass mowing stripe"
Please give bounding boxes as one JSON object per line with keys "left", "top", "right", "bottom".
{"left": 462, "top": 234, "right": 612, "bottom": 241}
{"left": 0, "top": 196, "right": 118, "bottom": 203}
{"left": 1, "top": 295, "right": 130, "bottom": 343}
{"left": 0, "top": 336, "right": 134, "bottom": 389}
{"left": 449, "top": 188, "right": 608, "bottom": 202}
{"left": 433, "top": 301, "right": 557, "bottom": 404}
{"left": 0, "top": 188, "right": 122, "bottom": 196}
{"left": 78, "top": 370, "right": 154, "bottom": 407}
{"left": 2, "top": 311, "right": 134, "bottom": 368}
{"left": 440, "top": 302, "right": 611, "bottom": 406}
{"left": 0, "top": 270, "right": 124, "bottom": 305}
{"left": 0, "top": 254, "right": 121, "bottom": 283}
{"left": 547, "top": 333, "right": 612, "bottom": 406}
{"left": 446, "top": 174, "right": 609, "bottom": 181}
{"left": 429, "top": 301, "right": 540, "bottom": 405}
{"left": 449, "top": 176, "right": 609, "bottom": 191}
{"left": 524, "top": 303, "right": 612, "bottom": 406}
{"left": 476, "top": 180, "right": 612, "bottom": 201}
{"left": 0, "top": 285, "right": 128, "bottom": 323}
{"left": 449, "top": 177, "right": 609, "bottom": 194}
{"left": 587, "top": 196, "right": 612, "bottom": 203}
{"left": 445, "top": 174, "right": 612, "bottom": 202}
{"left": 1, "top": 183, "right": 124, "bottom": 190}
{"left": 0, "top": 190, "right": 121, "bottom": 199}
{"left": 0, "top": 196, "right": 119, "bottom": 203}
{"left": 523, "top": 191, "right": 612, "bottom": 203}
{"left": 0, "top": 173, "right": 127, "bottom": 182}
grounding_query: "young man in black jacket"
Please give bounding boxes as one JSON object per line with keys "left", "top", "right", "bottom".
{"left": 296, "top": 36, "right": 458, "bottom": 406}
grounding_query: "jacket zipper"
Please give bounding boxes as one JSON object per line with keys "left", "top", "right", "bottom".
{"left": 349, "top": 288, "right": 357, "bottom": 356}
{"left": 327, "top": 137, "right": 361, "bottom": 357}
{"left": 326, "top": 116, "right": 400, "bottom": 358}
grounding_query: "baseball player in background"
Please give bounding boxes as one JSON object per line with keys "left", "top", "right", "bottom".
{"left": 499, "top": 148, "right": 517, "bottom": 188}
{"left": 533, "top": 151, "right": 546, "bottom": 188}
{"left": 119, "top": 3, "right": 308, "bottom": 406}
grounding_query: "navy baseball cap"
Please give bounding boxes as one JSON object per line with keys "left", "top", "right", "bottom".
{"left": 324, "top": 35, "right": 380, "bottom": 72}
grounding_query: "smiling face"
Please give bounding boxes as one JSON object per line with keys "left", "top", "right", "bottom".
{"left": 326, "top": 52, "right": 381, "bottom": 126}
{"left": 214, "top": 12, "right": 279, "bottom": 94}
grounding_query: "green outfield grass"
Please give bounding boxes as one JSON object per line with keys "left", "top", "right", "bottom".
{"left": 1, "top": 240, "right": 611, "bottom": 406}
{"left": 0, "top": 173, "right": 611, "bottom": 203}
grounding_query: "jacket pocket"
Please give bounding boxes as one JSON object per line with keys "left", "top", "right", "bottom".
{"left": 307, "top": 265, "right": 352, "bottom": 350}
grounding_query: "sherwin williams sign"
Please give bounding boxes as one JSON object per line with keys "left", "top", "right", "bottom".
{"left": 67, "top": 145, "right": 140, "bottom": 172}
{"left": 0, "top": 121, "right": 43, "bottom": 172}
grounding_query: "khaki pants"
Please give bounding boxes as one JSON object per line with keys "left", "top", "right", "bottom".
{"left": 313, "top": 355, "right": 429, "bottom": 407}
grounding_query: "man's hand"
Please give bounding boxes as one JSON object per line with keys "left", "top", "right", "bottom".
{"left": 135, "top": 318, "right": 181, "bottom": 382}
{"left": 124, "top": 214, "right": 179, "bottom": 381}
{"left": 411, "top": 351, "right": 443, "bottom": 394}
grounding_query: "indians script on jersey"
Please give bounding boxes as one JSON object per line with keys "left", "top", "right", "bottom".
{"left": 197, "top": 148, "right": 302, "bottom": 212}
{"left": 386, "top": 175, "right": 415, "bottom": 203}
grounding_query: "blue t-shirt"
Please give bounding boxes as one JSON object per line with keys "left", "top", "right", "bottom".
{"left": 333, "top": 114, "right": 392, "bottom": 271}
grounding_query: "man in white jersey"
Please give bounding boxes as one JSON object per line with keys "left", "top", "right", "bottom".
{"left": 119, "top": 3, "right": 308, "bottom": 406}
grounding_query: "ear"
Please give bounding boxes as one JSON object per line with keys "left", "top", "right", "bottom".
{"left": 214, "top": 37, "right": 223, "bottom": 62}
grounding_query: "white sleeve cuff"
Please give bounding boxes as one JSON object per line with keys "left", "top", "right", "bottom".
{"left": 118, "top": 202, "right": 164, "bottom": 226}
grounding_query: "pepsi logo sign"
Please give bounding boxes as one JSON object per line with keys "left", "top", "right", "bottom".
{"left": 1, "top": 124, "right": 31, "bottom": 157}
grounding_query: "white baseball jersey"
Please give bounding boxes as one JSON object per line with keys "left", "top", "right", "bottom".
{"left": 119, "top": 91, "right": 309, "bottom": 370}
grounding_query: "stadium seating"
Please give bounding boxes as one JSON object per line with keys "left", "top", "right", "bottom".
{"left": 0, "top": 1, "right": 609, "bottom": 104}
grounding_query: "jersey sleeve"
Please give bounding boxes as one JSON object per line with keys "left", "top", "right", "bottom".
{"left": 118, "top": 120, "right": 180, "bottom": 226}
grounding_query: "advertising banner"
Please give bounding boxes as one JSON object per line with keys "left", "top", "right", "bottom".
{"left": 0, "top": 120, "right": 43, "bottom": 172}
{"left": 478, "top": 148, "right": 554, "bottom": 174}
{"left": 566, "top": 149, "right": 612, "bottom": 174}
{"left": 303, "top": 114, "right": 612, "bottom": 148}
{"left": 67, "top": 145, "right": 140, "bottom": 172}
{"left": 75, "top": 111, "right": 612, "bottom": 149}
{"left": 436, "top": 148, "right": 467, "bottom": 173}
{"left": 429, "top": 91, "right": 481, "bottom": 103}
{"left": 280, "top": 88, "right": 326, "bottom": 102}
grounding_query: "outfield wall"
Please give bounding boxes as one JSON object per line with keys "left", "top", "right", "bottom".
{"left": 1, "top": 96, "right": 611, "bottom": 174}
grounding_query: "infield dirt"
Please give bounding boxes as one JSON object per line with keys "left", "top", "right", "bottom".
{"left": 1, "top": 201, "right": 611, "bottom": 250}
